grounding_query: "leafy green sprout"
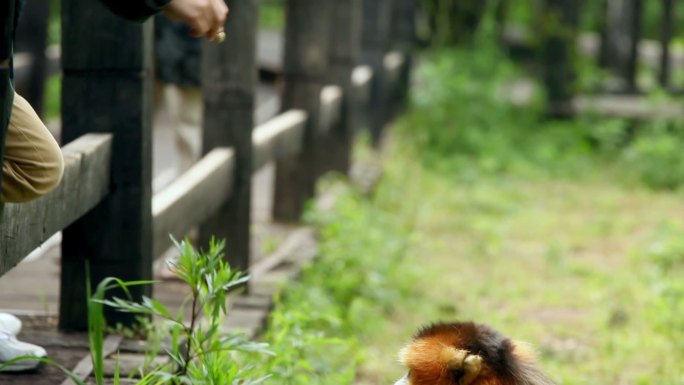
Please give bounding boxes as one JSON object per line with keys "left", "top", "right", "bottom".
{"left": 1, "top": 237, "right": 271, "bottom": 385}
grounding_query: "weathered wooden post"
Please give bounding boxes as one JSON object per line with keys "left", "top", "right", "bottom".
{"left": 598, "top": 0, "right": 642, "bottom": 93}
{"left": 542, "top": 0, "right": 580, "bottom": 117}
{"left": 59, "top": 0, "right": 153, "bottom": 330}
{"left": 273, "top": 0, "right": 333, "bottom": 222}
{"left": 625, "top": 0, "right": 642, "bottom": 92}
{"left": 660, "top": 0, "right": 674, "bottom": 89}
{"left": 391, "top": 0, "right": 418, "bottom": 112}
{"left": 199, "top": 0, "right": 258, "bottom": 273}
{"left": 14, "top": 0, "right": 50, "bottom": 116}
{"left": 362, "top": 0, "right": 393, "bottom": 146}
{"left": 319, "top": 0, "right": 362, "bottom": 176}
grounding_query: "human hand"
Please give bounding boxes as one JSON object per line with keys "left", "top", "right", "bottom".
{"left": 163, "top": 0, "right": 229, "bottom": 41}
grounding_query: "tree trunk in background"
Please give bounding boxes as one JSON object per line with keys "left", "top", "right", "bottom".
{"left": 542, "top": 0, "right": 580, "bottom": 118}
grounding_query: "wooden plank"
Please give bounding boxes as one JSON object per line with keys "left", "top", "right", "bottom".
{"left": 199, "top": 0, "right": 258, "bottom": 274}
{"left": 0, "top": 134, "right": 112, "bottom": 277}
{"left": 572, "top": 95, "right": 684, "bottom": 120}
{"left": 249, "top": 228, "right": 313, "bottom": 280}
{"left": 252, "top": 110, "right": 307, "bottom": 172}
{"left": 273, "top": 0, "right": 333, "bottom": 222}
{"left": 59, "top": 0, "right": 154, "bottom": 330}
{"left": 153, "top": 148, "right": 235, "bottom": 257}
{"left": 61, "top": 335, "right": 123, "bottom": 385}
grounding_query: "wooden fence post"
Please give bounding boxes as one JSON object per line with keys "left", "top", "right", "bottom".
{"left": 14, "top": 0, "right": 50, "bottom": 116}
{"left": 598, "top": 0, "right": 642, "bottom": 93}
{"left": 362, "top": 0, "right": 393, "bottom": 146}
{"left": 625, "top": 0, "right": 642, "bottom": 93}
{"left": 392, "top": 0, "right": 418, "bottom": 112}
{"left": 199, "top": 0, "right": 258, "bottom": 273}
{"left": 542, "top": 0, "right": 580, "bottom": 117}
{"left": 319, "top": 0, "right": 363, "bottom": 176}
{"left": 273, "top": 0, "right": 333, "bottom": 222}
{"left": 660, "top": 0, "right": 673, "bottom": 89}
{"left": 59, "top": 0, "right": 153, "bottom": 330}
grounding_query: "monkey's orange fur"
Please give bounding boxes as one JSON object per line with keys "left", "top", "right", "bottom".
{"left": 395, "top": 322, "right": 555, "bottom": 385}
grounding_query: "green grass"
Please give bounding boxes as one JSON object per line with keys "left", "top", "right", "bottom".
{"left": 259, "top": 1, "right": 285, "bottom": 30}
{"left": 356, "top": 154, "right": 684, "bottom": 385}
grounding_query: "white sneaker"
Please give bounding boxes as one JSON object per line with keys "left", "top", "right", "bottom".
{"left": 0, "top": 313, "right": 22, "bottom": 336}
{"left": 0, "top": 331, "right": 47, "bottom": 372}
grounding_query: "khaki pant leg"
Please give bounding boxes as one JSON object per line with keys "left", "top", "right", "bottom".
{"left": 1, "top": 93, "right": 64, "bottom": 203}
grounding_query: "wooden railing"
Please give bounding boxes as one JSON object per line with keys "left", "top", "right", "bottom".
{"left": 0, "top": 0, "right": 416, "bottom": 330}
{"left": 498, "top": 0, "right": 682, "bottom": 119}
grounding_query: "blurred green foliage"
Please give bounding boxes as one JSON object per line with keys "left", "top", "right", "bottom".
{"left": 399, "top": 31, "right": 684, "bottom": 190}
{"left": 250, "top": 181, "right": 418, "bottom": 384}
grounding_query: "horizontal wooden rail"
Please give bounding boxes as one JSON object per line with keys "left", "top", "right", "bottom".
{"left": 0, "top": 134, "right": 112, "bottom": 277}
{"left": 152, "top": 148, "right": 235, "bottom": 257}
{"left": 252, "top": 110, "right": 307, "bottom": 172}
{"left": 152, "top": 83, "right": 346, "bottom": 256}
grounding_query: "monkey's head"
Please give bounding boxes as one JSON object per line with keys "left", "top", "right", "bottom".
{"left": 393, "top": 322, "right": 555, "bottom": 385}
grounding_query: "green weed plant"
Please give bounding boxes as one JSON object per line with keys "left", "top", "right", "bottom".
{"left": 247, "top": 183, "right": 418, "bottom": 385}
{"left": 1, "top": 238, "right": 270, "bottom": 384}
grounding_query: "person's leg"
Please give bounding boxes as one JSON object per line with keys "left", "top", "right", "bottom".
{"left": 1, "top": 93, "right": 63, "bottom": 203}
